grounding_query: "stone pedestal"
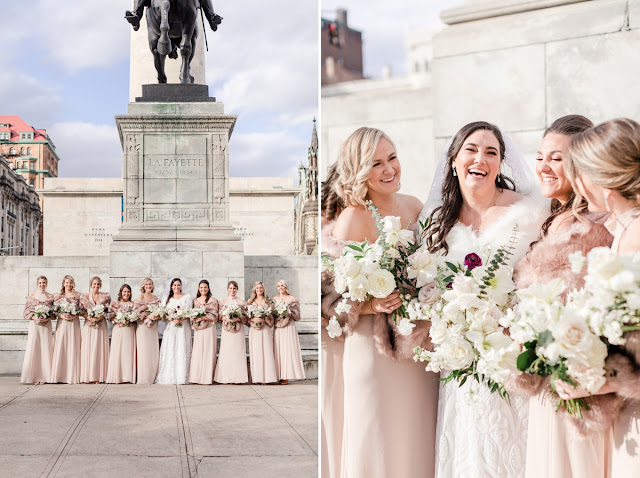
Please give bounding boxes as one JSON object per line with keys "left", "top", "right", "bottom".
{"left": 111, "top": 84, "right": 244, "bottom": 294}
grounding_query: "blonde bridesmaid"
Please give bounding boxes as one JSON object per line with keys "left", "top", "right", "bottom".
{"left": 189, "top": 279, "right": 219, "bottom": 385}
{"left": 272, "top": 279, "right": 305, "bottom": 384}
{"left": 80, "top": 276, "right": 111, "bottom": 383}
{"left": 51, "top": 275, "right": 82, "bottom": 384}
{"left": 247, "top": 281, "right": 278, "bottom": 384}
{"left": 21, "top": 276, "right": 54, "bottom": 384}
{"left": 106, "top": 284, "right": 137, "bottom": 384}
{"left": 133, "top": 278, "right": 161, "bottom": 384}
{"left": 564, "top": 118, "right": 640, "bottom": 478}
{"left": 214, "top": 281, "right": 249, "bottom": 384}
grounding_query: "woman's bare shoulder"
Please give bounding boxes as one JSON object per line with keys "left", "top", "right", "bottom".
{"left": 332, "top": 205, "right": 375, "bottom": 242}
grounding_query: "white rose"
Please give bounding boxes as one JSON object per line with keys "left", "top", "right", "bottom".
{"left": 419, "top": 282, "right": 442, "bottom": 305}
{"left": 429, "top": 320, "right": 449, "bottom": 344}
{"left": 546, "top": 312, "right": 596, "bottom": 361}
{"left": 334, "top": 273, "right": 348, "bottom": 294}
{"left": 367, "top": 268, "right": 396, "bottom": 299}
{"left": 396, "top": 317, "right": 416, "bottom": 336}
{"left": 335, "top": 254, "right": 362, "bottom": 279}
{"left": 440, "top": 337, "right": 475, "bottom": 370}
{"left": 326, "top": 316, "right": 343, "bottom": 338}
{"left": 348, "top": 274, "right": 370, "bottom": 302}
{"left": 408, "top": 247, "right": 441, "bottom": 288}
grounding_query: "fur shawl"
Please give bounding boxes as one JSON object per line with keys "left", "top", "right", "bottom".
{"left": 321, "top": 221, "right": 432, "bottom": 360}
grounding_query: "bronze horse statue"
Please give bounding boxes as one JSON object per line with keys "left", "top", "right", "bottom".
{"left": 146, "top": 0, "right": 199, "bottom": 84}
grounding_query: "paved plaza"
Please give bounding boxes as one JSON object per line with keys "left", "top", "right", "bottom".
{"left": 0, "top": 377, "right": 318, "bottom": 478}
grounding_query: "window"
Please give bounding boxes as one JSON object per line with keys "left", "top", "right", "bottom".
{"left": 1, "top": 217, "right": 3, "bottom": 232}
{"left": 27, "top": 147, "right": 31, "bottom": 155}
{"left": 9, "top": 148, "right": 16, "bottom": 155}
{"left": 29, "top": 179, "right": 34, "bottom": 187}
{"left": 20, "top": 147, "right": 25, "bottom": 155}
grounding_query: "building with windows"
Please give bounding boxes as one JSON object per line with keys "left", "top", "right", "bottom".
{"left": 0, "top": 154, "right": 41, "bottom": 256}
{"left": 321, "top": 9, "right": 365, "bottom": 86}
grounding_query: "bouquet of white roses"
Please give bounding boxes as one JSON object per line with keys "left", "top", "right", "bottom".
{"left": 322, "top": 201, "right": 421, "bottom": 338}
{"left": 273, "top": 300, "right": 290, "bottom": 319}
{"left": 413, "top": 226, "right": 521, "bottom": 399}
{"left": 114, "top": 310, "right": 138, "bottom": 327}
{"left": 509, "top": 247, "right": 640, "bottom": 416}
{"left": 145, "top": 304, "right": 166, "bottom": 326}
{"left": 190, "top": 306, "right": 208, "bottom": 328}
{"left": 86, "top": 304, "right": 106, "bottom": 328}
{"left": 32, "top": 304, "right": 52, "bottom": 326}
{"left": 55, "top": 301, "right": 80, "bottom": 320}
{"left": 166, "top": 305, "right": 191, "bottom": 328}
{"left": 221, "top": 303, "right": 243, "bottom": 320}
{"left": 247, "top": 304, "right": 272, "bottom": 329}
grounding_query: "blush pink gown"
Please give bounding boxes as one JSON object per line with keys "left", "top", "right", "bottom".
{"left": 106, "top": 300, "right": 137, "bottom": 384}
{"left": 273, "top": 296, "right": 305, "bottom": 380}
{"left": 20, "top": 294, "right": 54, "bottom": 384}
{"left": 50, "top": 292, "right": 83, "bottom": 384}
{"left": 189, "top": 297, "right": 219, "bottom": 385}
{"left": 247, "top": 303, "right": 278, "bottom": 384}
{"left": 133, "top": 296, "right": 161, "bottom": 385}
{"left": 214, "top": 297, "right": 248, "bottom": 384}
{"left": 80, "top": 292, "right": 111, "bottom": 383}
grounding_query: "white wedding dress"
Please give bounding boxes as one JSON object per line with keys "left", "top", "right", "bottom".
{"left": 155, "top": 294, "right": 193, "bottom": 385}
{"left": 432, "top": 195, "right": 547, "bottom": 478}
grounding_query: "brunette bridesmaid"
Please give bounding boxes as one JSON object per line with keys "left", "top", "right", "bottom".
{"left": 133, "top": 278, "right": 161, "bottom": 384}
{"left": 20, "top": 276, "right": 54, "bottom": 384}
{"left": 51, "top": 275, "right": 83, "bottom": 384}
{"left": 272, "top": 279, "right": 305, "bottom": 384}
{"left": 106, "top": 284, "right": 137, "bottom": 384}
{"left": 214, "top": 281, "right": 249, "bottom": 384}
{"left": 247, "top": 281, "right": 278, "bottom": 384}
{"left": 189, "top": 279, "right": 219, "bottom": 385}
{"left": 80, "top": 276, "right": 111, "bottom": 383}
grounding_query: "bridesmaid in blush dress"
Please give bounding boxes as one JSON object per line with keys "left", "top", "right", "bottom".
{"left": 80, "top": 276, "right": 111, "bottom": 383}
{"left": 21, "top": 275, "right": 54, "bottom": 384}
{"left": 133, "top": 278, "right": 161, "bottom": 384}
{"left": 189, "top": 279, "right": 219, "bottom": 385}
{"left": 106, "top": 284, "right": 137, "bottom": 384}
{"left": 214, "top": 281, "right": 249, "bottom": 384}
{"left": 246, "top": 281, "right": 278, "bottom": 384}
{"left": 51, "top": 275, "right": 83, "bottom": 384}
{"left": 272, "top": 279, "right": 305, "bottom": 384}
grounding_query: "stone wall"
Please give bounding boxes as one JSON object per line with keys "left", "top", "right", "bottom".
{"left": 0, "top": 254, "right": 317, "bottom": 374}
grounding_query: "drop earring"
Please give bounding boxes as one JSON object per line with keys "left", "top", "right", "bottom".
{"left": 452, "top": 167, "right": 457, "bottom": 177}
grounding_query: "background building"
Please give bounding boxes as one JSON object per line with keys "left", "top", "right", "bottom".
{"left": 295, "top": 120, "right": 319, "bottom": 254}
{"left": 0, "top": 154, "right": 41, "bottom": 256}
{"left": 321, "top": 9, "right": 365, "bottom": 86}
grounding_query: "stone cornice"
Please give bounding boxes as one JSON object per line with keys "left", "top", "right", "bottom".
{"left": 440, "top": 0, "right": 587, "bottom": 25}
{"left": 115, "top": 115, "right": 238, "bottom": 145}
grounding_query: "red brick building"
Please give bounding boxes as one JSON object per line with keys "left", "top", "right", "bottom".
{"left": 321, "top": 9, "right": 365, "bottom": 86}
{"left": 0, "top": 115, "right": 59, "bottom": 253}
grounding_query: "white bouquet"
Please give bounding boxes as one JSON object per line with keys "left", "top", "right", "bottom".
{"left": 221, "top": 303, "right": 243, "bottom": 320}
{"left": 190, "top": 306, "right": 208, "bottom": 328}
{"left": 114, "top": 310, "right": 138, "bottom": 327}
{"left": 273, "top": 300, "right": 291, "bottom": 319}
{"left": 247, "top": 304, "right": 272, "bottom": 329}
{"left": 509, "top": 247, "right": 640, "bottom": 416}
{"left": 32, "top": 305, "right": 51, "bottom": 326}
{"left": 413, "top": 226, "right": 521, "bottom": 398}
{"left": 166, "top": 305, "right": 191, "bottom": 328}
{"left": 86, "top": 304, "right": 106, "bottom": 328}
{"left": 145, "top": 304, "right": 166, "bottom": 326}
{"left": 55, "top": 301, "right": 80, "bottom": 320}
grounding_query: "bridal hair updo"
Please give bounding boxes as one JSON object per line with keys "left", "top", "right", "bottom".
{"left": 566, "top": 118, "right": 640, "bottom": 214}
{"left": 421, "top": 121, "right": 515, "bottom": 254}
{"left": 333, "top": 127, "right": 396, "bottom": 207}
{"left": 534, "top": 115, "right": 593, "bottom": 242}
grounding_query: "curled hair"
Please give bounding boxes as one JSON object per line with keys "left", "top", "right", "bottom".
{"left": 196, "top": 279, "right": 212, "bottom": 302}
{"left": 118, "top": 284, "right": 132, "bottom": 302}
{"left": 89, "top": 276, "right": 102, "bottom": 288}
{"left": 532, "top": 115, "right": 592, "bottom": 246}
{"left": 248, "top": 281, "right": 270, "bottom": 305}
{"left": 167, "top": 278, "right": 182, "bottom": 302}
{"left": 566, "top": 118, "right": 640, "bottom": 216}
{"left": 421, "top": 121, "right": 515, "bottom": 253}
{"left": 60, "top": 275, "right": 75, "bottom": 295}
{"left": 276, "top": 279, "right": 291, "bottom": 296}
{"left": 321, "top": 162, "right": 345, "bottom": 222}
{"left": 333, "top": 127, "right": 396, "bottom": 207}
{"left": 140, "top": 277, "right": 154, "bottom": 294}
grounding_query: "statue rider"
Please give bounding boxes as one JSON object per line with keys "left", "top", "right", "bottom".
{"left": 125, "top": 0, "right": 222, "bottom": 32}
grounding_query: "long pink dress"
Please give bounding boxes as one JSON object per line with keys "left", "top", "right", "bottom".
{"left": 80, "top": 292, "right": 111, "bottom": 383}
{"left": 189, "top": 296, "right": 219, "bottom": 385}
{"left": 273, "top": 296, "right": 305, "bottom": 380}
{"left": 133, "top": 296, "right": 161, "bottom": 385}
{"left": 50, "top": 292, "right": 83, "bottom": 384}
{"left": 214, "top": 298, "right": 248, "bottom": 384}
{"left": 247, "top": 302, "right": 278, "bottom": 384}
{"left": 513, "top": 218, "right": 613, "bottom": 478}
{"left": 20, "top": 294, "right": 54, "bottom": 384}
{"left": 106, "top": 300, "right": 137, "bottom": 384}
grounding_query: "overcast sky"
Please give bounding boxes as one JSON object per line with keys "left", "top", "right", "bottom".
{"left": 321, "top": 1, "right": 464, "bottom": 78}
{"left": 0, "top": 1, "right": 318, "bottom": 181}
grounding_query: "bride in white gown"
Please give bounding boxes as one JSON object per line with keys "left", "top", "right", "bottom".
{"left": 155, "top": 278, "right": 193, "bottom": 385}
{"left": 420, "top": 122, "right": 547, "bottom": 478}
